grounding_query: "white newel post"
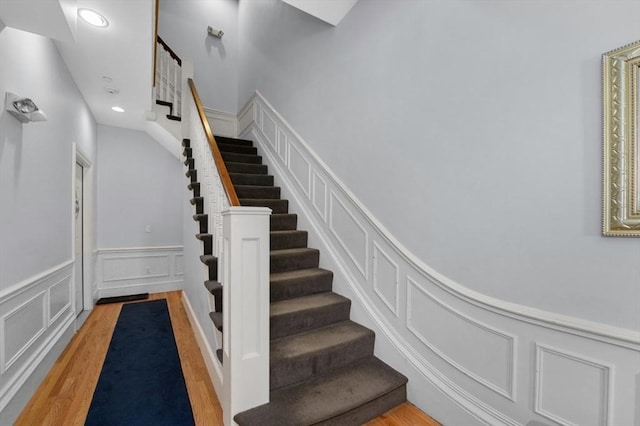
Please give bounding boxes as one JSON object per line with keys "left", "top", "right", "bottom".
{"left": 221, "top": 206, "right": 271, "bottom": 426}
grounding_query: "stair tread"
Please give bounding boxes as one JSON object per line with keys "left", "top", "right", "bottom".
{"left": 215, "top": 136, "right": 254, "bottom": 146}
{"left": 234, "top": 357, "right": 407, "bottom": 426}
{"left": 209, "top": 312, "right": 222, "bottom": 331}
{"left": 204, "top": 280, "right": 222, "bottom": 294}
{"left": 271, "top": 247, "right": 318, "bottom": 256}
{"left": 270, "top": 292, "right": 348, "bottom": 317}
{"left": 196, "top": 233, "right": 212, "bottom": 240}
{"left": 200, "top": 255, "right": 216, "bottom": 265}
{"left": 271, "top": 320, "right": 373, "bottom": 360}
{"left": 270, "top": 267, "right": 332, "bottom": 282}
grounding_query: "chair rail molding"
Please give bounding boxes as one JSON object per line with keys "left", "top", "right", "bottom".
{"left": 237, "top": 90, "right": 640, "bottom": 426}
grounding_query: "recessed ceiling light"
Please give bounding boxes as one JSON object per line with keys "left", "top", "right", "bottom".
{"left": 78, "top": 8, "right": 109, "bottom": 28}
{"left": 112, "top": 106, "right": 125, "bottom": 113}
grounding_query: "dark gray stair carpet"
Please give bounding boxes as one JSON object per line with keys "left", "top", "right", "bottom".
{"left": 270, "top": 213, "right": 297, "bottom": 231}
{"left": 270, "top": 292, "right": 350, "bottom": 339}
{"left": 230, "top": 173, "right": 274, "bottom": 186}
{"left": 240, "top": 198, "right": 288, "bottom": 213}
{"left": 270, "top": 248, "right": 320, "bottom": 273}
{"left": 218, "top": 142, "right": 257, "bottom": 155}
{"left": 225, "top": 161, "right": 268, "bottom": 175}
{"left": 221, "top": 152, "right": 263, "bottom": 164}
{"left": 215, "top": 135, "right": 253, "bottom": 146}
{"left": 270, "top": 230, "right": 308, "bottom": 250}
{"left": 235, "top": 184, "right": 281, "bottom": 199}
{"left": 234, "top": 357, "right": 407, "bottom": 426}
{"left": 209, "top": 136, "right": 407, "bottom": 424}
{"left": 270, "top": 268, "right": 333, "bottom": 302}
{"left": 270, "top": 320, "right": 375, "bottom": 390}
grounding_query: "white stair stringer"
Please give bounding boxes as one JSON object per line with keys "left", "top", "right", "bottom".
{"left": 144, "top": 119, "right": 180, "bottom": 159}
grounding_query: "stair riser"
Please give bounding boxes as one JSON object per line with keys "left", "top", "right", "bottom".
{"left": 317, "top": 386, "right": 407, "bottom": 426}
{"left": 270, "top": 272, "right": 333, "bottom": 302}
{"left": 183, "top": 147, "right": 192, "bottom": 158}
{"left": 182, "top": 139, "right": 191, "bottom": 148}
{"left": 198, "top": 236, "right": 212, "bottom": 255}
{"left": 270, "top": 214, "right": 297, "bottom": 231}
{"left": 184, "top": 158, "right": 194, "bottom": 170}
{"left": 270, "top": 231, "right": 308, "bottom": 250}
{"left": 270, "top": 250, "right": 318, "bottom": 273}
{"left": 235, "top": 186, "right": 281, "bottom": 199}
{"left": 270, "top": 333, "right": 375, "bottom": 390}
{"left": 222, "top": 152, "right": 262, "bottom": 164}
{"left": 191, "top": 198, "right": 204, "bottom": 215}
{"left": 270, "top": 301, "right": 351, "bottom": 339}
{"left": 226, "top": 162, "right": 268, "bottom": 175}
{"left": 194, "top": 218, "right": 207, "bottom": 234}
{"left": 230, "top": 173, "right": 274, "bottom": 186}
{"left": 216, "top": 136, "right": 253, "bottom": 147}
{"left": 241, "top": 199, "right": 288, "bottom": 214}
{"left": 186, "top": 170, "right": 197, "bottom": 183}
{"left": 218, "top": 143, "right": 257, "bottom": 155}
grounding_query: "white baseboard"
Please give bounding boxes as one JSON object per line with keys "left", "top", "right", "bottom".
{"left": 181, "top": 291, "right": 223, "bottom": 398}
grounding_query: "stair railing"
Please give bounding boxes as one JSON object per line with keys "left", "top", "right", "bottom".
{"left": 156, "top": 36, "right": 182, "bottom": 117}
{"left": 186, "top": 78, "right": 270, "bottom": 425}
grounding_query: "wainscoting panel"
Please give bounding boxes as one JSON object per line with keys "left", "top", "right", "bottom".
{"left": 407, "top": 279, "right": 515, "bottom": 399}
{"left": 535, "top": 344, "right": 611, "bottom": 426}
{"left": 372, "top": 242, "right": 399, "bottom": 317}
{"left": 0, "top": 261, "right": 75, "bottom": 414}
{"left": 205, "top": 108, "right": 238, "bottom": 138}
{"left": 96, "top": 247, "right": 184, "bottom": 298}
{"left": 237, "top": 91, "right": 640, "bottom": 426}
{"left": 329, "top": 192, "right": 368, "bottom": 279}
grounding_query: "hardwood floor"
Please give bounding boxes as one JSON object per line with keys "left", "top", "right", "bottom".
{"left": 15, "top": 291, "right": 438, "bottom": 426}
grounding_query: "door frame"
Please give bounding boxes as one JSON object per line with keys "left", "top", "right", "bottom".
{"left": 71, "top": 144, "right": 94, "bottom": 316}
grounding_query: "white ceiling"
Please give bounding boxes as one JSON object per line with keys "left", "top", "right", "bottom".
{"left": 0, "top": 0, "right": 154, "bottom": 131}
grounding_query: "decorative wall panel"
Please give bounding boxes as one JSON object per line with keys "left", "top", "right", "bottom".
{"left": 372, "top": 242, "right": 399, "bottom": 316}
{"left": 535, "top": 345, "right": 611, "bottom": 426}
{"left": 329, "top": 192, "right": 368, "bottom": 278}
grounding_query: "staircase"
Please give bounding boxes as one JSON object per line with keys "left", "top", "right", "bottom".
{"left": 183, "top": 136, "right": 408, "bottom": 425}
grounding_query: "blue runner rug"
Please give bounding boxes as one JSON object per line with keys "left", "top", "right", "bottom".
{"left": 85, "top": 299, "right": 195, "bottom": 425}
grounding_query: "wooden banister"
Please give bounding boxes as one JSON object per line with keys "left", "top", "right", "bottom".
{"left": 188, "top": 78, "right": 240, "bottom": 206}
{"left": 153, "top": 0, "right": 159, "bottom": 87}
{"left": 157, "top": 35, "right": 182, "bottom": 66}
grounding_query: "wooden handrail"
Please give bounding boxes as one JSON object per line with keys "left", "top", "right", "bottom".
{"left": 153, "top": 0, "right": 159, "bottom": 87}
{"left": 157, "top": 35, "right": 182, "bottom": 66}
{"left": 188, "top": 78, "right": 240, "bottom": 206}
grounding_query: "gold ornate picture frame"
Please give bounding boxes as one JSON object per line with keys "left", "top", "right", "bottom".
{"left": 603, "top": 40, "right": 640, "bottom": 236}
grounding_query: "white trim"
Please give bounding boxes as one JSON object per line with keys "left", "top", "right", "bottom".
{"left": 97, "top": 245, "right": 184, "bottom": 254}
{"left": 181, "top": 291, "right": 223, "bottom": 398}
{"left": 239, "top": 91, "right": 640, "bottom": 425}
{"left": 0, "top": 260, "right": 74, "bottom": 304}
{"left": 0, "top": 261, "right": 76, "bottom": 415}
{"left": 241, "top": 90, "right": 640, "bottom": 349}
{"left": 204, "top": 107, "right": 238, "bottom": 138}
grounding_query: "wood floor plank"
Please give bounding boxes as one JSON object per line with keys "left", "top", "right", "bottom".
{"left": 15, "top": 291, "right": 436, "bottom": 425}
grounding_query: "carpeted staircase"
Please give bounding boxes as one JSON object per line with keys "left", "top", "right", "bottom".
{"left": 183, "top": 136, "right": 408, "bottom": 425}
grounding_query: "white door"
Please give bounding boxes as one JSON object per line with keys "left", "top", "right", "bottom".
{"left": 75, "top": 163, "right": 84, "bottom": 316}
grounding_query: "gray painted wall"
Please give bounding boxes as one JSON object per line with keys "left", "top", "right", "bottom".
{"left": 96, "top": 124, "right": 183, "bottom": 248}
{"left": 238, "top": 0, "right": 640, "bottom": 331}
{"left": 0, "top": 26, "right": 97, "bottom": 290}
{"left": 159, "top": 0, "right": 239, "bottom": 113}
